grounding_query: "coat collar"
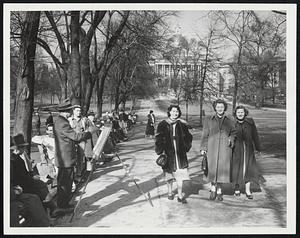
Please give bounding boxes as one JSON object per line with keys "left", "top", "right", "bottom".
{"left": 235, "top": 117, "right": 254, "bottom": 125}
{"left": 211, "top": 114, "right": 228, "bottom": 120}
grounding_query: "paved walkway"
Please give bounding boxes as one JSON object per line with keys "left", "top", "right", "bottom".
{"left": 53, "top": 99, "right": 287, "bottom": 231}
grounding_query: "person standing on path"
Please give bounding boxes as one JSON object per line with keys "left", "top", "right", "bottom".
{"left": 155, "top": 105, "right": 193, "bottom": 203}
{"left": 34, "top": 111, "right": 41, "bottom": 135}
{"left": 200, "top": 99, "right": 236, "bottom": 201}
{"left": 231, "top": 105, "right": 262, "bottom": 199}
{"left": 53, "top": 100, "right": 92, "bottom": 210}
{"left": 68, "top": 105, "right": 89, "bottom": 180}
{"left": 145, "top": 110, "right": 155, "bottom": 138}
{"left": 45, "top": 111, "right": 53, "bottom": 126}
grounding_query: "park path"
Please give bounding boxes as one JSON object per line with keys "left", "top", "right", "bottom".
{"left": 54, "top": 98, "right": 287, "bottom": 231}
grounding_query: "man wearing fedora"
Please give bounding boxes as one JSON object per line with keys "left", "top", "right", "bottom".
{"left": 10, "top": 134, "right": 64, "bottom": 219}
{"left": 54, "top": 99, "right": 92, "bottom": 210}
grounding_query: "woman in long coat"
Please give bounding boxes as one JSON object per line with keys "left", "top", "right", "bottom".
{"left": 231, "top": 105, "right": 261, "bottom": 199}
{"left": 145, "top": 110, "right": 155, "bottom": 138}
{"left": 155, "top": 105, "right": 193, "bottom": 203}
{"left": 200, "top": 99, "right": 236, "bottom": 201}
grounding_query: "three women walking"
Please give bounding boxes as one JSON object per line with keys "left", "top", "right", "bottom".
{"left": 155, "top": 100, "right": 262, "bottom": 203}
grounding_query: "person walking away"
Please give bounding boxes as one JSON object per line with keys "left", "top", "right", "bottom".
{"left": 155, "top": 105, "right": 193, "bottom": 203}
{"left": 45, "top": 111, "right": 53, "bottom": 126}
{"left": 231, "top": 105, "right": 262, "bottom": 199}
{"left": 200, "top": 99, "right": 236, "bottom": 201}
{"left": 53, "top": 99, "right": 93, "bottom": 210}
{"left": 34, "top": 111, "right": 41, "bottom": 135}
{"left": 145, "top": 110, "right": 155, "bottom": 138}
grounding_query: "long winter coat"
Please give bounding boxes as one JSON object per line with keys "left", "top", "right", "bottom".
{"left": 231, "top": 117, "right": 261, "bottom": 184}
{"left": 54, "top": 115, "right": 91, "bottom": 168}
{"left": 145, "top": 113, "right": 155, "bottom": 136}
{"left": 200, "top": 114, "right": 237, "bottom": 183}
{"left": 155, "top": 119, "right": 193, "bottom": 173}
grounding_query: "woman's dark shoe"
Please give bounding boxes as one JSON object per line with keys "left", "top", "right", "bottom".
{"left": 216, "top": 194, "right": 223, "bottom": 201}
{"left": 246, "top": 193, "right": 253, "bottom": 199}
{"left": 167, "top": 193, "right": 175, "bottom": 200}
{"left": 209, "top": 191, "right": 216, "bottom": 200}
{"left": 177, "top": 197, "right": 187, "bottom": 204}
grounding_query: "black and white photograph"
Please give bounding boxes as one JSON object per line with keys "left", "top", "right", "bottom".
{"left": 3, "top": 3, "right": 296, "bottom": 235}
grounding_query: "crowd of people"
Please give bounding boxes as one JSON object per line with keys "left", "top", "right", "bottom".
{"left": 10, "top": 100, "right": 135, "bottom": 227}
{"left": 10, "top": 98, "right": 262, "bottom": 226}
{"left": 155, "top": 99, "right": 262, "bottom": 203}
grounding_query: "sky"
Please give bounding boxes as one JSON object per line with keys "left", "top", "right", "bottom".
{"left": 165, "top": 10, "right": 283, "bottom": 61}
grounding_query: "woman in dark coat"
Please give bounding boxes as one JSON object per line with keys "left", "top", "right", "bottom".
{"left": 232, "top": 105, "right": 262, "bottom": 199}
{"left": 200, "top": 99, "right": 236, "bottom": 201}
{"left": 155, "top": 105, "right": 193, "bottom": 203}
{"left": 145, "top": 110, "right": 155, "bottom": 138}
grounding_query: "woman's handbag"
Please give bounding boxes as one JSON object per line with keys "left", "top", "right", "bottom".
{"left": 201, "top": 154, "right": 208, "bottom": 177}
{"left": 156, "top": 154, "right": 168, "bottom": 167}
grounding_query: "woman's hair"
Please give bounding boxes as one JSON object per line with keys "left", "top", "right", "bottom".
{"left": 150, "top": 110, "right": 153, "bottom": 114}
{"left": 167, "top": 105, "right": 182, "bottom": 118}
{"left": 234, "top": 105, "right": 249, "bottom": 117}
{"left": 212, "top": 99, "right": 228, "bottom": 111}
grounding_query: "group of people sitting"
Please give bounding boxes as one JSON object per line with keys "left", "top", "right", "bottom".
{"left": 10, "top": 101, "right": 135, "bottom": 227}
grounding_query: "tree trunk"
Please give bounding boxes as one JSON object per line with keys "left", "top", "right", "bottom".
{"left": 83, "top": 73, "right": 97, "bottom": 114}
{"left": 232, "top": 75, "right": 238, "bottom": 114}
{"left": 199, "top": 83, "right": 204, "bottom": 127}
{"left": 255, "top": 76, "right": 263, "bottom": 108}
{"left": 13, "top": 11, "right": 40, "bottom": 152}
{"left": 70, "top": 11, "right": 81, "bottom": 106}
{"left": 96, "top": 71, "right": 109, "bottom": 117}
{"left": 185, "top": 100, "right": 188, "bottom": 122}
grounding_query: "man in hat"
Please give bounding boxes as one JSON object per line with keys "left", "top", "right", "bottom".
{"left": 54, "top": 100, "right": 92, "bottom": 210}
{"left": 10, "top": 134, "right": 64, "bottom": 218}
{"left": 68, "top": 105, "right": 89, "bottom": 180}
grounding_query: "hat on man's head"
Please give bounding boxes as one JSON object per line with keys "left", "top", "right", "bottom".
{"left": 10, "top": 134, "right": 29, "bottom": 149}
{"left": 87, "top": 110, "right": 95, "bottom": 116}
{"left": 72, "top": 104, "right": 81, "bottom": 110}
{"left": 57, "top": 98, "right": 73, "bottom": 112}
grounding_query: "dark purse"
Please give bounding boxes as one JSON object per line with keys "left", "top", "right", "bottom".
{"left": 201, "top": 153, "right": 208, "bottom": 177}
{"left": 156, "top": 154, "right": 168, "bottom": 167}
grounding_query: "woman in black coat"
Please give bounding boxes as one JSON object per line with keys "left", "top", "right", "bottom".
{"left": 155, "top": 105, "right": 193, "bottom": 203}
{"left": 231, "top": 105, "right": 262, "bottom": 199}
{"left": 145, "top": 110, "right": 155, "bottom": 138}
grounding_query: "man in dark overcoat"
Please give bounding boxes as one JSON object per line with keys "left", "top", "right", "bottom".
{"left": 53, "top": 100, "right": 92, "bottom": 210}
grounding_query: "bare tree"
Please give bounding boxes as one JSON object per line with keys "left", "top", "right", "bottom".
{"left": 13, "top": 11, "right": 41, "bottom": 150}
{"left": 212, "top": 10, "right": 252, "bottom": 113}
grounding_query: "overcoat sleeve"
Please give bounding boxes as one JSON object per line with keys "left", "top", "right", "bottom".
{"left": 250, "top": 118, "right": 261, "bottom": 152}
{"left": 228, "top": 118, "right": 237, "bottom": 145}
{"left": 155, "top": 121, "right": 166, "bottom": 155}
{"left": 180, "top": 121, "right": 193, "bottom": 152}
{"left": 61, "top": 121, "right": 91, "bottom": 142}
{"left": 200, "top": 117, "right": 209, "bottom": 151}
